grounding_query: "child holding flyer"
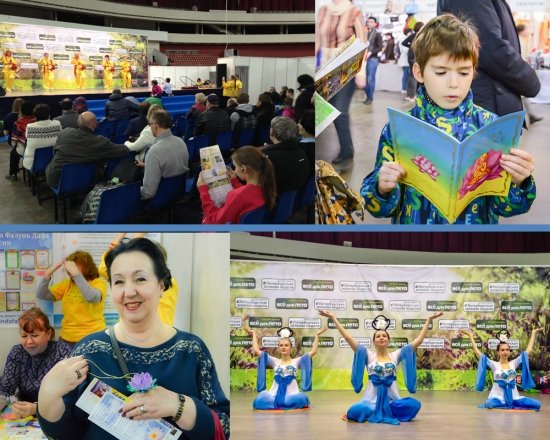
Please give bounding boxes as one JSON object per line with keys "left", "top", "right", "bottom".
{"left": 360, "top": 14, "right": 536, "bottom": 224}
{"left": 198, "top": 146, "right": 276, "bottom": 224}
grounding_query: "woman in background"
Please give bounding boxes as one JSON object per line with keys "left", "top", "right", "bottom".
{"left": 37, "top": 250, "right": 108, "bottom": 346}
{"left": 0, "top": 308, "right": 71, "bottom": 418}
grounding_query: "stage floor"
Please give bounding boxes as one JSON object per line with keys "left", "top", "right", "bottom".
{"left": 231, "top": 390, "right": 549, "bottom": 439}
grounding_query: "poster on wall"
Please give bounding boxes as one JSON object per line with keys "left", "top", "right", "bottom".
{"left": 0, "top": 232, "right": 53, "bottom": 327}
{"left": 0, "top": 21, "right": 148, "bottom": 91}
{"left": 230, "top": 261, "right": 549, "bottom": 392}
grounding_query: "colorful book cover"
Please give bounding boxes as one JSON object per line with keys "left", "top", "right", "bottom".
{"left": 314, "top": 36, "right": 367, "bottom": 102}
{"left": 388, "top": 108, "right": 525, "bottom": 223}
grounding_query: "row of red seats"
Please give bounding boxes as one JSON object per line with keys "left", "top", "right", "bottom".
{"left": 164, "top": 54, "right": 218, "bottom": 66}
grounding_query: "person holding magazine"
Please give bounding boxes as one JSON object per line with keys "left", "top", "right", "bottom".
{"left": 37, "top": 238, "right": 229, "bottom": 439}
{"left": 198, "top": 146, "right": 276, "bottom": 224}
{"left": 360, "top": 14, "right": 535, "bottom": 224}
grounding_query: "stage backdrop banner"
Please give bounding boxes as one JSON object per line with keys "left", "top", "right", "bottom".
{"left": 0, "top": 21, "right": 148, "bottom": 91}
{"left": 230, "top": 261, "right": 549, "bottom": 392}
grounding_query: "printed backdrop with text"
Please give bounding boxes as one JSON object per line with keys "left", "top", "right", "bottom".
{"left": 230, "top": 261, "right": 549, "bottom": 392}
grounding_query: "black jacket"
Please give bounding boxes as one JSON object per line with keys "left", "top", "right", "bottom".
{"left": 264, "top": 140, "right": 309, "bottom": 194}
{"left": 193, "top": 107, "right": 230, "bottom": 144}
{"left": 438, "top": 0, "right": 540, "bottom": 116}
{"left": 104, "top": 92, "right": 139, "bottom": 121}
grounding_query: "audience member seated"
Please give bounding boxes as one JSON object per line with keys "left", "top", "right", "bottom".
{"left": 282, "top": 96, "right": 296, "bottom": 121}
{"left": 187, "top": 92, "right": 207, "bottom": 120}
{"left": 287, "top": 88, "right": 295, "bottom": 100}
{"left": 0, "top": 307, "right": 71, "bottom": 418}
{"left": 193, "top": 94, "right": 230, "bottom": 145}
{"left": 104, "top": 88, "right": 139, "bottom": 121}
{"left": 2, "top": 98, "right": 24, "bottom": 144}
{"left": 268, "top": 86, "right": 283, "bottom": 105}
{"left": 124, "top": 104, "right": 163, "bottom": 161}
{"left": 279, "top": 85, "right": 289, "bottom": 99}
{"left": 230, "top": 93, "right": 256, "bottom": 131}
{"left": 141, "top": 110, "right": 189, "bottom": 200}
{"left": 45, "top": 112, "right": 129, "bottom": 187}
{"left": 23, "top": 104, "right": 62, "bottom": 171}
{"left": 72, "top": 96, "right": 88, "bottom": 114}
{"left": 226, "top": 98, "right": 239, "bottom": 116}
{"left": 162, "top": 77, "right": 174, "bottom": 96}
{"left": 54, "top": 98, "right": 79, "bottom": 129}
{"left": 151, "top": 79, "right": 163, "bottom": 98}
{"left": 198, "top": 146, "right": 276, "bottom": 224}
{"left": 295, "top": 74, "right": 314, "bottom": 121}
{"left": 298, "top": 109, "right": 315, "bottom": 178}
{"left": 263, "top": 116, "right": 309, "bottom": 193}
{"left": 5, "top": 101, "right": 36, "bottom": 181}
{"left": 254, "top": 92, "right": 275, "bottom": 137}
{"left": 125, "top": 101, "right": 150, "bottom": 140}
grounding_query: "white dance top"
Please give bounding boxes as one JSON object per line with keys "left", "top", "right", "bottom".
{"left": 265, "top": 354, "right": 304, "bottom": 396}
{"left": 361, "top": 348, "right": 403, "bottom": 403}
{"left": 486, "top": 356, "right": 522, "bottom": 401}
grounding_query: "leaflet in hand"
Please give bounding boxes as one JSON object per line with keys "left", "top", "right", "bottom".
{"left": 314, "top": 92, "right": 340, "bottom": 135}
{"left": 315, "top": 36, "right": 367, "bottom": 102}
{"left": 200, "top": 145, "right": 233, "bottom": 207}
{"left": 76, "top": 378, "right": 181, "bottom": 440}
{"left": 388, "top": 108, "right": 525, "bottom": 223}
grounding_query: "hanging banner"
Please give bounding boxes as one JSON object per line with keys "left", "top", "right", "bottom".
{"left": 230, "top": 261, "right": 549, "bottom": 392}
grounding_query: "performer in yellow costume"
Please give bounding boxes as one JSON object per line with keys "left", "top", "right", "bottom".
{"left": 2, "top": 50, "right": 17, "bottom": 93}
{"left": 38, "top": 52, "right": 57, "bottom": 91}
{"left": 71, "top": 53, "right": 87, "bottom": 90}
{"left": 119, "top": 57, "right": 132, "bottom": 88}
{"left": 102, "top": 54, "right": 115, "bottom": 90}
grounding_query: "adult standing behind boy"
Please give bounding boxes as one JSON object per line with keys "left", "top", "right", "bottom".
{"left": 46, "top": 112, "right": 129, "bottom": 187}
{"left": 194, "top": 94, "right": 230, "bottom": 145}
{"left": 104, "top": 88, "right": 139, "bottom": 121}
{"left": 360, "top": 14, "right": 535, "bottom": 224}
{"left": 54, "top": 98, "right": 79, "bottom": 129}
{"left": 140, "top": 110, "right": 189, "bottom": 200}
{"left": 364, "top": 16, "right": 384, "bottom": 105}
{"left": 437, "top": 0, "right": 540, "bottom": 116}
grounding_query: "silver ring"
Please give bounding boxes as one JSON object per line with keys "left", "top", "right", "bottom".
{"left": 76, "top": 370, "right": 82, "bottom": 379}
{"left": 140, "top": 404, "right": 145, "bottom": 414}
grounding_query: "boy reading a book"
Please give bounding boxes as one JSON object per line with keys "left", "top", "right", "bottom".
{"left": 361, "top": 14, "right": 536, "bottom": 224}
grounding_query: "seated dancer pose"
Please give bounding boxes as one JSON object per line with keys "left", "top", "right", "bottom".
{"left": 244, "top": 315, "right": 327, "bottom": 410}
{"left": 463, "top": 328, "right": 542, "bottom": 410}
{"left": 319, "top": 310, "right": 443, "bottom": 424}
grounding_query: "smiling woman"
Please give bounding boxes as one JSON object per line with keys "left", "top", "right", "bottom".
{"left": 37, "top": 238, "right": 230, "bottom": 440}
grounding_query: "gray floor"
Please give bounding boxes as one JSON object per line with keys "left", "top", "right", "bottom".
{"left": 231, "top": 390, "right": 549, "bottom": 439}
{"left": 316, "top": 90, "right": 550, "bottom": 225}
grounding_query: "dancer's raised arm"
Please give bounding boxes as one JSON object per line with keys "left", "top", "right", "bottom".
{"left": 526, "top": 327, "right": 543, "bottom": 355}
{"left": 243, "top": 315, "right": 262, "bottom": 356}
{"left": 319, "top": 310, "right": 358, "bottom": 352}
{"left": 461, "top": 329, "right": 482, "bottom": 358}
{"left": 309, "top": 327, "right": 328, "bottom": 358}
{"left": 411, "top": 312, "right": 444, "bottom": 350}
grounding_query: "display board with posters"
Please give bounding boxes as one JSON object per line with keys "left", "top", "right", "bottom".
{"left": 0, "top": 21, "right": 148, "bottom": 91}
{"left": 230, "top": 261, "right": 549, "bottom": 392}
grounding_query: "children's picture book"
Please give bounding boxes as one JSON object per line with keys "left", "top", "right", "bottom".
{"left": 315, "top": 36, "right": 367, "bottom": 102}
{"left": 199, "top": 145, "right": 234, "bottom": 208}
{"left": 388, "top": 108, "right": 525, "bottom": 223}
{"left": 76, "top": 378, "right": 181, "bottom": 440}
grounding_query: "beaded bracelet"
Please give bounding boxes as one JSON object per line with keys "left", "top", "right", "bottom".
{"left": 173, "top": 394, "right": 186, "bottom": 423}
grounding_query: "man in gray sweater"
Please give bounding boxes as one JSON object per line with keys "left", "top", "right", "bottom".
{"left": 141, "top": 110, "right": 189, "bottom": 199}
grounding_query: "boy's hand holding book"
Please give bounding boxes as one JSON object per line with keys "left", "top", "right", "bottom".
{"left": 377, "top": 161, "right": 406, "bottom": 196}
{"left": 500, "top": 148, "right": 534, "bottom": 186}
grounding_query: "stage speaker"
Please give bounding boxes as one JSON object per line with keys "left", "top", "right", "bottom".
{"left": 216, "top": 64, "right": 227, "bottom": 87}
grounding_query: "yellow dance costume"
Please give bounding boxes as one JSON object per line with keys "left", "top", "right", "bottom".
{"left": 38, "top": 57, "right": 57, "bottom": 91}
{"left": 120, "top": 61, "right": 132, "bottom": 88}
{"left": 71, "top": 56, "right": 87, "bottom": 90}
{"left": 102, "top": 60, "right": 115, "bottom": 90}
{"left": 2, "top": 54, "right": 17, "bottom": 92}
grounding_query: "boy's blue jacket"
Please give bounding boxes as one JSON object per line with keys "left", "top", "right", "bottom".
{"left": 360, "top": 86, "right": 536, "bottom": 224}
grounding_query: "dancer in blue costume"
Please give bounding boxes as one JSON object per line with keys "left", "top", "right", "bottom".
{"left": 320, "top": 310, "right": 444, "bottom": 425}
{"left": 244, "top": 315, "right": 327, "bottom": 410}
{"left": 463, "top": 328, "right": 542, "bottom": 410}
{"left": 361, "top": 14, "right": 535, "bottom": 224}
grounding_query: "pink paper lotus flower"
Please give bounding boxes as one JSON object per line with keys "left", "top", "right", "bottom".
{"left": 127, "top": 372, "right": 157, "bottom": 393}
{"left": 458, "top": 149, "right": 503, "bottom": 199}
{"left": 411, "top": 155, "right": 440, "bottom": 181}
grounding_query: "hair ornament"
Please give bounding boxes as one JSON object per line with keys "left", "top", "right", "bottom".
{"left": 277, "top": 327, "right": 294, "bottom": 338}
{"left": 372, "top": 315, "right": 391, "bottom": 331}
{"left": 496, "top": 330, "right": 510, "bottom": 343}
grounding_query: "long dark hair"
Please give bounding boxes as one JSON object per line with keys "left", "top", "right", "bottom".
{"left": 232, "top": 146, "right": 277, "bottom": 210}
